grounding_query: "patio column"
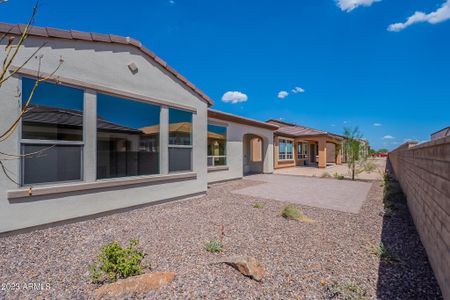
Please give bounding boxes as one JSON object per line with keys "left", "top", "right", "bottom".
{"left": 318, "top": 138, "right": 327, "bottom": 168}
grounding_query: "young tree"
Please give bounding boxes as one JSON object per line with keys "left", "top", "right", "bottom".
{"left": 343, "top": 127, "right": 368, "bottom": 180}
{"left": 0, "top": 3, "right": 63, "bottom": 183}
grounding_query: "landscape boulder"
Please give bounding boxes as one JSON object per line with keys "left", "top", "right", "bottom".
{"left": 94, "top": 272, "right": 175, "bottom": 299}
{"left": 223, "top": 255, "right": 265, "bottom": 281}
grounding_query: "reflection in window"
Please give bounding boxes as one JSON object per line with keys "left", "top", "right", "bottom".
{"left": 207, "top": 124, "right": 226, "bottom": 167}
{"left": 97, "top": 94, "right": 160, "bottom": 179}
{"left": 278, "top": 138, "right": 293, "bottom": 160}
{"left": 169, "top": 108, "right": 192, "bottom": 172}
{"left": 21, "top": 78, "right": 84, "bottom": 185}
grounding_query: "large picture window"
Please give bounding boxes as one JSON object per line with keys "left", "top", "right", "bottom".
{"left": 21, "top": 77, "right": 84, "bottom": 185}
{"left": 278, "top": 138, "right": 293, "bottom": 160}
{"left": 97, "top": 94, "right": 160, "bottom": 179}
{"left": 207, "top": 124, "right": 227, "bottom": 167}
{"left": 169, "top": 108, "right": 192, "bottom": 172}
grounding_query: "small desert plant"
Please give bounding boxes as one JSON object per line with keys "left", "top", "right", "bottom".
{"left": 206, "top": 240, "right": 224, "bottom": 253}
{"left": 383, "top": 173, "right": 406, "bottom": 210}
{"left": 89, "top": 239, "right": 146, "bottom": 283}
{"left": 281, "top": 204, "right": 314, "bottom": 222}
{"left": 321, "top": 172, "right": 332, "bottom": 178}
{"left": 333, "top": 172, "right": 345, "bottom": 180}
{"left": 325, "top": 279, "right": 367, "bottom": 300}
{"left": 252, "top": 203, "right": 263, "bottom": 209}
{"left": 371, "top": 242, "right": 398, "bottom": 263}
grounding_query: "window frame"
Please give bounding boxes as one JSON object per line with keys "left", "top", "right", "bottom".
{"left": 19, "top": 76, "right": 85, "bottom": 186}
{"left": 207, "top": 123, "right": 227, "bottom": 167}
{"left": 278, "top": 138, "right": 294, "bottom": 161}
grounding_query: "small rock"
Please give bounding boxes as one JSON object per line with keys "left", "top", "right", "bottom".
{"left": 94, "top": 272, "right": 175, "bottom": 299}
{"left": 223, "top": 256, "right": 265, "bottom": 281}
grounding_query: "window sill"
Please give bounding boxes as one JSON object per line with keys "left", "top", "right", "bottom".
{"left": 8, "top": 172, "right": 197, "bottom": 200}
{"left": 207, "top": 166, "right": 229, "bottom": 172}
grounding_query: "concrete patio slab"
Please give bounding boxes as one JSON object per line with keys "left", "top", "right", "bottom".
{"left": 233, "top": 174, "right": 372, "bottom": 213}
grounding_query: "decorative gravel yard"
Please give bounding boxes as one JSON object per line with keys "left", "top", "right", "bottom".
{"left": 0, "top": 178, "right": 442, "bottom": 299}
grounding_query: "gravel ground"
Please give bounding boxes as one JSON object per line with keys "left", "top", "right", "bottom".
{"left": 0, "top": 178, "right": 442, "bottom": 299}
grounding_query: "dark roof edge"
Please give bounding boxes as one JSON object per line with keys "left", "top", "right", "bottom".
{"left": 208, "top": 109, "right": 279, "bottom": 130}
{"left": 0, "top": 22, "right": 214, "bottom": 106}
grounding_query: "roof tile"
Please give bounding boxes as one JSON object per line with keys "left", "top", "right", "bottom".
{"left": 109, "top": 34, "right": 128, "bottom": 44}
{"left": 46, "top": 27, "right": 72, "bottom": 39}
{"left": 91, "top": 33, "right": 111, "bottom": 43}
{"left": 70, "top": 30, "right": 92, "bottom": 41}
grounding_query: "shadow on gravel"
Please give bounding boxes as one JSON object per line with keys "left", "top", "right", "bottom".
{"left": 376, "top": 160, "right": 442, "bottom": 299}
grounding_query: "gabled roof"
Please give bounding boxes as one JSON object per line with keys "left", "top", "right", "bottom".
{"left": 209, "top": 109, "right": 279, "bottom": 131}
{"left": 266, "top": 119, "right": 344, "bottom": 140}
{"left": 0, "top": 22, "right": 214, "bottom": 106}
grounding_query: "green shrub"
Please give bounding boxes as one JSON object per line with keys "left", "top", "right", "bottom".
{"left": 282, "top": 204, "right": 303, "bottom": 220}
{"left": 371, "top": 242, "right": 398, "bottom": 263}
{"left": 333, "top": 172, "right": 345, "bottom": 180}
{"left": 252, "top": 203, "right": 263, "bottom": 209}
{"left": 206, "top": 240, "right": 224, "bottom": 253}
{"left": 89, "top": 239, "right": 146, "bottom": 283}
{"left": 281, "top": 204, "right": 314, "bottom": 222}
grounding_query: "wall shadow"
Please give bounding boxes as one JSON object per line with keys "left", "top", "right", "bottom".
{"left": 376, "top": 160, "right": 442, "bottom": 299}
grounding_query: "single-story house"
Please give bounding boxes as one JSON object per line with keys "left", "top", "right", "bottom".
{"left": 266, "top": 119, "right": 345, "bottom": 169}
{"left": 0, "top": 23, "right": 277, "bottom": 234}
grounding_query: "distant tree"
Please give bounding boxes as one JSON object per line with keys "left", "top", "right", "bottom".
{"left": 0, "top": 3, "right": 63, "bottom": 183}
{"left": 343, "top": 127, "right": 368, "bottom": 180}
{"left": 377, "top": 148, "right": 389, "bottom": 153}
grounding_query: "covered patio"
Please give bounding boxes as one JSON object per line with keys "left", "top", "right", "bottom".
{"left": 267, "top": 119, "right": 345, "bottom": 169}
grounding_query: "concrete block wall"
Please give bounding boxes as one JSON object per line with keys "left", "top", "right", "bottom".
{"left": 388, "top": 137, "right": 450, "bottom": 299}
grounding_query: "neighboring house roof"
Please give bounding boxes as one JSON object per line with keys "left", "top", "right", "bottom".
{"left": 208, "top": 109, "right": 279, "bottom": 131}
{"left": 24, "top": 105, "right": 142, "bottom": 134}
{"left": 140, "top": 122, "right": 192, "bottom": 135}
{"left": 431, "top": 126, "right": 450, "bottom": 141}
{"left": 266, "top": 119, "right": 344, "bottom": 141}
{"left": 0, "top": 22, "right": 214, "bottom": 107}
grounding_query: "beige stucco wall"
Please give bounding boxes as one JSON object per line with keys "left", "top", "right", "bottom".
{"left": 389, "top": 138, "right": 450, "bottom": 299}
{"left": 0, "top": 36, "right": 208, "bottom": 233}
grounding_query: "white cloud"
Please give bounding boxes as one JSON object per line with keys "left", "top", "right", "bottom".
{"left": 388, "top": 0, "right": 450, "bottom": 31}
{"left": 221, "top": 91, "right": 248, "bottom": 104}
{"left": 336, "top": 0, "right": 381, "bottom": 12}
{"left": 383, "top": 135, "right": 395, "bottom": 140}
{"left": 373, "top": 123, "right": 382, "bottom": 127}
{"left": 169, "top": 0, "right": 175, "bottom": 4}
{"left": 277, "top": 91, "right": 289, "bottom": 99}
{"left": 291, "top": 86, "right": 305, "bottom": 93}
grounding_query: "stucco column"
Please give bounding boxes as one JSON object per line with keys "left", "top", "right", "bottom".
{"left": 83, "top": 89, "right": 97, "bottom": 182}
{"left": 159, "top": 106, "right": 169, "bottom": 175}
{"left": 318, "top": 138, "right": 327, "bottom": 168}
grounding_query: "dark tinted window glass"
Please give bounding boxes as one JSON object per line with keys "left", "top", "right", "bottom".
{"left": 169, "top": 148, "right": 192, "bottom": 172}
{"left": 207, "top": 124, "right": 226, "bottom": 166}
{"left": 22, "top": 78, "right": 84, "bottom": 141}
{"left": 22, "top": 144, "right": 82, "bottom": 185}
{"left": 97, "top": 94, "right": 160, "bottom": 179}
{"left": 169, "top": 108, "right": 192, "bottom": 145}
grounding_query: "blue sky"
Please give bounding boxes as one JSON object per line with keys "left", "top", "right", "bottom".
{"left": 3, "top": 0, "right": 450, "bottom": 150}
